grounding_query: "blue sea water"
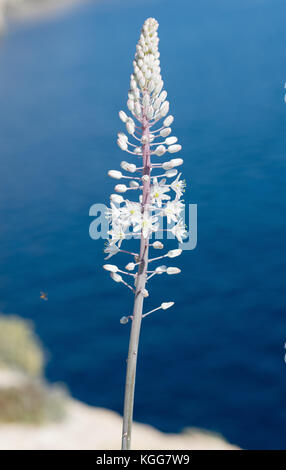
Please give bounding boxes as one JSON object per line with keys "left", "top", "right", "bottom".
{"left": 0, "top": 0, "right": 286, "bottom": 450}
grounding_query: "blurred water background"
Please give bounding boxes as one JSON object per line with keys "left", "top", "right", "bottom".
{"left": 0, "top": 0, "right": 285, "bottom": 449}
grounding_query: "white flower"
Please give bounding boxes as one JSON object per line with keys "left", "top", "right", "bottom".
{"left": 134, "top": 214, "right": 159, "bottom": 239}
{"left": 151, "top": 178, "right": 170, "bottom": 207}
{"left": 170, "top": 218, "right": 187, "bottom": 243}
{"left": 105, "top": 202, "right": 122, "bottom": 223}
{"left": 161, "top": 199, "right": 184, "bottom": 224}
{"left": 170, "top": 173, "right": 186, "bottom": 198}
{"left": 108, "top": 223, "right": 126, "bottom": 246}
{"left": 104, "top": 243, "right": 120, "bottom": 260}
{"left": 121, "top": 200, "right": 142, "bottom": 226}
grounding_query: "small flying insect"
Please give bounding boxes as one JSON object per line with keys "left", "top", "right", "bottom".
{"left": 40, "top": 292, "right": 48, "bottom": 301}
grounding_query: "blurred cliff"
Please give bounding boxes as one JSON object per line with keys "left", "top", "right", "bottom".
{"left": 0, "top": 314, "right": 67, "bottom": 423}
{"left": 0, "top": 0, "right": 86, "bottom": 32}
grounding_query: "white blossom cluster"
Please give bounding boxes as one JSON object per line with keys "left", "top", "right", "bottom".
{"left": 103, "top": 18, "right": 187, "bottom": 319}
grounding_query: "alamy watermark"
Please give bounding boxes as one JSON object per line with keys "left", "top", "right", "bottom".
{"left": 89, "top": 202, "right": 197, "bottom": 251}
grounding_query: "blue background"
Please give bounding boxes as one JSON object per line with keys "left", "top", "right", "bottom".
{"left": 0, "top": 0, "right": 285, "bottom": 449}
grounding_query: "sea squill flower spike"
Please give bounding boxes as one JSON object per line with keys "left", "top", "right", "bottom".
{"left": 102, "top": 18, "right": 187, "bottom": 450}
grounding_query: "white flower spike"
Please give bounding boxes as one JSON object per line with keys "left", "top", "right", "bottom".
{"left": 100, "top": 18, "right": 189, "bottom": 451}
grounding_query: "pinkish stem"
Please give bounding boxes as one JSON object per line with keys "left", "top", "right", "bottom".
{"left": 121, "top": 97, "right": 151, "bottom": 450}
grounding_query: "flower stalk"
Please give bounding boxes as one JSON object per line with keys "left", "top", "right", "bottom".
{"left": 102, "top": 18, "right": 187, "bottom": 450}
{"left": 121, "top": 94, "right": 151, "bottom": 450}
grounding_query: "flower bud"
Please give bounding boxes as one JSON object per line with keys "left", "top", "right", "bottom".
{"left": 142, "top": 175, "right": 150, "bottom": 183}
{"left": 160, "top": 101, "right": 169, "bottom": 117}
{"left": 126, "top": 120, "right": 135, "bottom": 135}
{"left": 120, "top": 316, "right": 129, "bottom": 324}
{"left": 146, "top": 106, "right": 154, "bottom": 120}
{"left": 166, "top": 267, "right": 181, "bottom": 275}
{"left": 142, "top": 94, "right": 150, "bottom": 107}
{"left": 154, "top": 80, "right": 163, "bottom": 95}
{"left": 117, "top": 132, "right": 128, "bottom": 142}
{"left": 121, "top": 161, "right": 136, "bottom": 173}
{"left": 152, "top": 241, "right": 164, "bottom": 249}
{"left": 103, "top": 264, "right": 118, "bottom": 273}
{"left": 134, "top": 102, "right": 141, "bottom": 117}
{"left": 154, "top": 145, "right": 166, "bottom": 156}
{"left": 167, "top": 249, "right": 182, "bottom": 258}
{"left": 111, "top": 272, "right": 123, "bottom": 283}
{"left": 171, "top": 158, "right": 183, "bottom": 167}
{"left": 165, "top": 169, "right": 178, "bottom": 178}
{"left": 115, "top": 184, "right": 127, "bottom": 193}
{"left": 161, "top": 302, "right": 175, "bottom": 310}
{"left": 162, "top": 159, "right": 183, "bottom": 170}
{"left": 162, "top": 161, "right": 174, "bottom": 170}
{"left": 153, "top": 97, "right": 162, "bottom": 110}
{"left": 127, "top": 99, "right": 134, "bottom": 113}
{"left": 129, "top": 180, "right": 140, "bottom": 188}
{"left": 160, "top": 127, "right": 172, "bottom": 137}
{"left": 126, "top": 262, "right": 136, "bottom": 271}
{"left": 165, "top": 136, "right": 178, "bottom": 145}
{"left": 142, "top": 289, "right": 149, "bottom": 298}
{"left": 148, "top": 80, "right": 155, "bottom": 92}
{"left": 119, "top": 110, "right": 128, "bottom": 123}
{"left": 159, "top": 90, "right": 167, "bottom": 102}
{"left": 155, "top": 265, "right": 167, "bottom": 274}
{"left": 110, "top": 194, "right": 124, "bottom": 204}
{"left": 163, "top": 115, "right": 174, "bottom": 127}
{"left": 117, "top": 139, "right": 128, "bottom": 151}
{"left": 108, "top": 170, "right": 122, "bottom": 179}
{"left": 168, "top": 144, "right": 182, "bottom": 153}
